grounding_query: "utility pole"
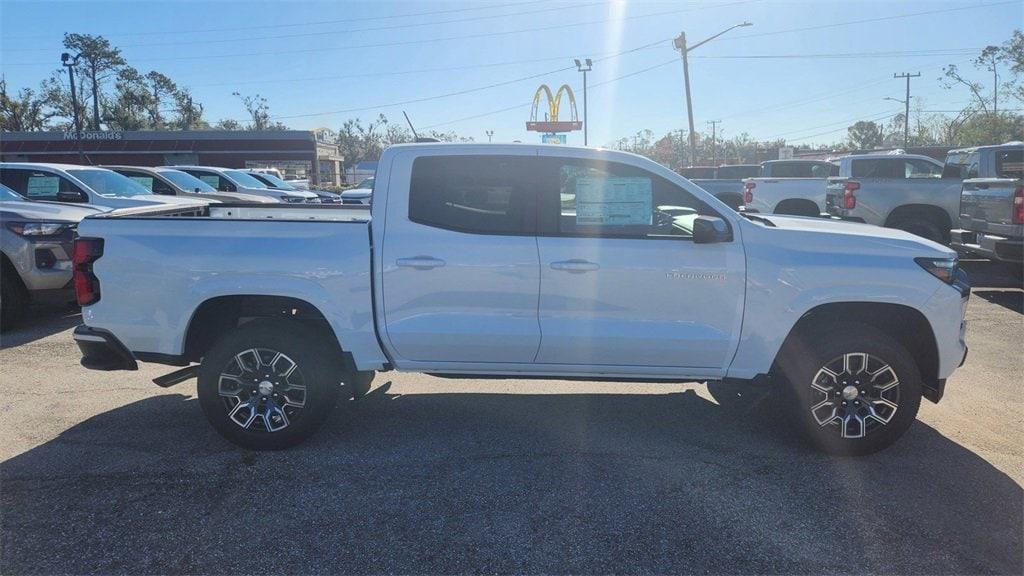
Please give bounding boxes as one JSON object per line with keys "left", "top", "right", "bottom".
{"left": 893, "top": 72, "right": 920, "bottom": 148}
{"left": 707, "top": 120, "right": 721, "bottom": 166}
{"left": 486, "top": 130, "right": 494, "bottom": 143}
{"left": 674, "top": 22, "right": 752, "bottom": 167}
{"left": 574, "top": 58, "right": 592, "bottom": 146}
{"left": 61, "top": 52, "right": 84, "bottom": 164}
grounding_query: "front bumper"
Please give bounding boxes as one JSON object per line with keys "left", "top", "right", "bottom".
{"left": 950, "top": 229, "right": 1024, "bottom": 264}
{"left": 73, "top": 325, "right": 138, "bottom": 371}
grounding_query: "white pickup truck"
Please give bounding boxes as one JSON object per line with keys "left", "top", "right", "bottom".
{"left": 72, "top": 144, "right": 969, "bottom": 455}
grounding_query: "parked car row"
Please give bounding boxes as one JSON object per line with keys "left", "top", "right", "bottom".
{"left": 0, "top": 162, "right": 350, "bottom": 327}
{"left": 679, "top": 144, "right": 1024, "bottom": 274}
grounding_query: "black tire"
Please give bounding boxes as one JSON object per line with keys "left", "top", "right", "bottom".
{"left": 0, "top": 266, "right": 29, "bottom": 332}
{"left": 775, "top": 322, "right": 922, "bottom": 456}
{"left": 197, "top": 319, "right": 346, "bottom": 450}
{"left": 349, "top": 370, "right": 375, "bottom": 399}
{"left": 889, "top": 218, "right": 945, "bottom": 244}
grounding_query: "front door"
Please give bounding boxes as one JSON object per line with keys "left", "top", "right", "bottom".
{"left": 533, "top": 152, "right": 745, "bottom": 370}
{"left": 380, "top": 152, "right": 541, "bottom": 364}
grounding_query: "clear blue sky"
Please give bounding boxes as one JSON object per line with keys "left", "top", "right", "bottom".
{"left": 1, "top": 0, "right": 1020, "bottom": 146}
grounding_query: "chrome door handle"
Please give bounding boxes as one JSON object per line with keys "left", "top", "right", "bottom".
{"left": 396, "top": 257, "right": 446, "bottom": 270}
{"left": 550, "top": 259, "right": 600, "bottom": 273}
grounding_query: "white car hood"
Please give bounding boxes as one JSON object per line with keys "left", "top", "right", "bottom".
{"left": 749, "top": 214, "right": 954, "bottom": 258}
{"left": 0, "top": 199, "right": 105, "bottom": 221}
{"left": 341, "top": 188, "right": 372, "bottom": 199}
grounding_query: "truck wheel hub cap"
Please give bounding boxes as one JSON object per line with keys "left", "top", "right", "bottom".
{"left": 218, "top": 348, "right": 306, "bottom": 433}
{"left": 808, "top": 352, "right": 900, "bottom": 439}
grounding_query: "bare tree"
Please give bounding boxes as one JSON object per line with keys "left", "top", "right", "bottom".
{"left": 62, "top": 33, "right": 125, "bottom": 130}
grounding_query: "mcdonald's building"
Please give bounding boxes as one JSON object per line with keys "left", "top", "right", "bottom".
{"left": 0, "top": 130, "right": 345, "bottom": 186}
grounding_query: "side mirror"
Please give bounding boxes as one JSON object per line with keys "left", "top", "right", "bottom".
{"left": 194, "top": 187, "right": 203, "bottom": 193}
{"left": 57, "top": 190, "right": 84, "bottom": 203}
{"left": 693, "top": 216, "right": 732, "bottom": 244}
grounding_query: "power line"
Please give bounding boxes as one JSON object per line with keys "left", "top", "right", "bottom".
{"left": 1, "top": 2, "right": 749, "bottom": 67}
{"left": 269, "top": 38, "right": 673, "bottom": 121}
{"left": 2, "top": 1, "right": 603, "bottom": 52}
{"left": 690, "top": 48, "right": 980, "bottom": 60}
{"left": 730, "top": 0, "right": 1016, "bottom": 40}
{"left": 781, "top": 110, "right": 902, "bottom": 143}
{"left": 0, "top": 0, "right": 550, "bottom": 40}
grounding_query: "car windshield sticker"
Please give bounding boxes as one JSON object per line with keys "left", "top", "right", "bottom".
{"left": 199, "top": 175, "right": 220, "bottom": 188}
{"left": 26, "top": 176, "right": 59, "bottom": 197}
{"left": 129, "top": 176, "right": 154, "bottom": 190}
{"left": 575, "top": 176, "right": 652, "bottom": 226}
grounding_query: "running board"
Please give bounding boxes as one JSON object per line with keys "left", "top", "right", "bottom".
{"left": 153, "top": 365, "right": 198, "bottom": 388}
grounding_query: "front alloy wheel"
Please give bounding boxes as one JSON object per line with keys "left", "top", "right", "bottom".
{"left": 808, "top": 352, "right": 900, "bottom": 439}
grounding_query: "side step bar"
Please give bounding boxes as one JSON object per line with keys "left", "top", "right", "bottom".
{"left": 153, "top": 365, "right": 198, "bottom": 388}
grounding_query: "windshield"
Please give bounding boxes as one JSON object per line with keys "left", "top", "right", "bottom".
{"left": 715, "top": 165, "right": 760, "bottom": 179}
{"left": 66, "top": 169, "right": 153, "bottom": 197}
{"left": 0, "top": 184, "right": 22, "bottom": 201}
{"left": 254, "top": 172, "right": 295, "bottom": 189}
{"left": 224, "top": 170, "right": 269, "bottom": 188}
{"left": 159, "top": 169, "right": 217, "bottom": 192}
{"left": 356, "top": 177, "right": 374, "bottom": 189}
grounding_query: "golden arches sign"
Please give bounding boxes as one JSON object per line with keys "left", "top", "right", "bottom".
{"left": 526, "top": 84, "right": 583, "bottom": 133}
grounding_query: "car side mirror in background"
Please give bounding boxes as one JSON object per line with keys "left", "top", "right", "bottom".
{"left": 693, "top": 216, "right": 732, "bottom": 244}
{"left": 57, "top": 191, "right": 84, "bottom": 203}
{"left": 194, "top": 188, "right": 203, "bottom": 193}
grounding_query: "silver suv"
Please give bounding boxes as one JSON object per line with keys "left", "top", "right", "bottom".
{"left": 0, "top": 184, "right": 103, "bottom": 328}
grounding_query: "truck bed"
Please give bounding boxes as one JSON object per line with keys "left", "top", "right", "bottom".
{"left": 77, "top": 202, "right": 387, "bottom": 370}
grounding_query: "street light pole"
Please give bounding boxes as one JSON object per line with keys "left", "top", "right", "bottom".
{"left": 674, "top": 22, "right": 752, "bottom": 166}
{"left": 893, "top": 72, "right": 920, "bottom": 148}
{"left": 574, "top": 58, "right": 592, "bottom": 146}
{"left": 486, "top": 130, "right": 494, "bottom": 143}
{"left": 61, "top": 52, "right": 84, "bottom": 164}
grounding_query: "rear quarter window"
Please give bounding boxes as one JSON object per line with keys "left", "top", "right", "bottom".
{"left": 995, "top": 148, "right": 1024, "bottom": 179}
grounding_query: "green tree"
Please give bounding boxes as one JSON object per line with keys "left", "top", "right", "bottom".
{"left": 62, "top": 33, "right": 125, "bottom": 130}
{"left": 846, "top": 121, "right": 884, "bottom": 149}
{"left": 105, "top": 67, "right": 151, "bottom": 130}
{"left": 171, "top": 88, "right": 205, "bottom": 129}
{"left": 145, "top": 71, "right": 177, "bottom": 129}
{"left": 0, "top": 78, "right": 48, "bottom": 131}
{"left": 232, "top": 91, "right": 270, "bottom": 130}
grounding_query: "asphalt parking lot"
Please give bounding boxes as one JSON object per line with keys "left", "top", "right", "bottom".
{"left": 0, "top": 259, "right": 1021, "bottom": 575}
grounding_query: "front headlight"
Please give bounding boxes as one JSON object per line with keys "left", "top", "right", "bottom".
{"left": 915, "top": 256, "right": 958, "bottom": 284}
{"left": 5, "top": 221, "right": 72, "bottom": 237}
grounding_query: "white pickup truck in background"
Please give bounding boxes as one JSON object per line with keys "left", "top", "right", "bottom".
{"left": 691, "top": 160, "right": 835, "bottom": 211}
{"left": 824, "top": 153, "right": 962, "bottom": 243}
{"left": 71, "top": 144, "right": 969, "bottom": 456}
{"left": 746, "top": 154, "right": 953, "bottom": 226}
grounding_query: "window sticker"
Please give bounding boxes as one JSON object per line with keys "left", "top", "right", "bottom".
{"left": 26, "top": 176, "right": 59, "bottom": 197}
{"left": 199, "top": 175, "right": 220, "bottom": 188}
{"left": 129, "top": 176, "right": 154, "bottom": 190}
{"left": 575, "top": 176, "right": 652, "bottom": 225}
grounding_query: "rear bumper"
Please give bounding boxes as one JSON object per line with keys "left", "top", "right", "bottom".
{"left": 950, "top": 229, "right": 1024, "bottom": 263}
{"left": 73, "top": 325, "right": 138, "bottom": 371}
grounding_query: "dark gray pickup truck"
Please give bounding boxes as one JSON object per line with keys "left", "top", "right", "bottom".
{"left": 949, "top": 142, "right": 1023, "bottom": 275}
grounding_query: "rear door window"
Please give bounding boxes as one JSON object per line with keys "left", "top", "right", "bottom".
{"left": 994, "top": 148, "right": 1024, "bottom": 179}
{"left": 408, "top": 155, "right": 536, "bottom": 235}
{"left": 905, "top": 159, "right": 943, "bottom": 178}
{"left": 851, "top": 158, "right": 904, "bottom": 178}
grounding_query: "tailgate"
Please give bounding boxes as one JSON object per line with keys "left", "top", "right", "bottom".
{"left": 960, "top": 178, "right": 1020, "bottom": 233}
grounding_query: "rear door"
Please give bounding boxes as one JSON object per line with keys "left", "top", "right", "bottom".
{"left": 532, "top": 151, "right": 745, "bottom": 372}
{"left": 380, "top": 151, "right": 542, "bottom": 364}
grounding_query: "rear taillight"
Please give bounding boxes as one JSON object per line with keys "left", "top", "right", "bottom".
{"left": 743, "top": 181, "right": 755, "bottom": 204}
{"left": 73, "top": 238, "right": 103, "bottom": 306}
{"left": 1013, "top": 185, "right": 1024, "bottom": 225}
{"left": 843, "top": 181, "right": 860, "bottom": 210}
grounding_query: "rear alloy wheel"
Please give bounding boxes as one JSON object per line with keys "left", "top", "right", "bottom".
{"left": 198, "top": 320, "right": 344, "bottom": 450}
{"left": 777, "top": 322, "right": 922, "bottom": 456}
